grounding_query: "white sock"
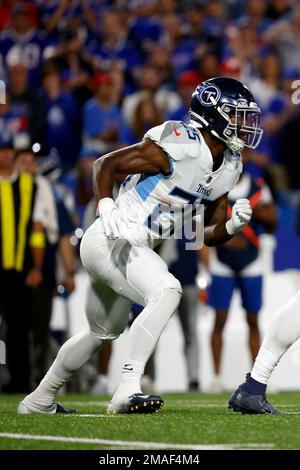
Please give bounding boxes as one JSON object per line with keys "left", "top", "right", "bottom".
{"left": 114, "top": 359, "right": 144, "bottom": 397}
{"left": 252, "top": 290, "right": 300, "bottom": 384}
{"left": 27, "top": 331, "right": 104, "bottom": 408}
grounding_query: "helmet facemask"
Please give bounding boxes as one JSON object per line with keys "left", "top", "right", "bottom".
{"left": 216, "top": 102, "right": 263, "bottom": 152}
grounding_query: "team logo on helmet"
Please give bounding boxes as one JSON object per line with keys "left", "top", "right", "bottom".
{"left": 197, "top": 82, "right": 221, "bottom": 107}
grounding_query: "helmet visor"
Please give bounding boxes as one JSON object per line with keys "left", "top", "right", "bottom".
{"left": 222, "top": 104, "right": 263, "bottom": 149}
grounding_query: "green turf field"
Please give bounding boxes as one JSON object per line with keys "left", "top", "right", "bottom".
{"left": 0, "top": 392, "right": 300, "bottom": 450}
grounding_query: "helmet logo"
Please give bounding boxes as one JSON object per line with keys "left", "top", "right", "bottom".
{"left": 197, "top": 83, "right": 221, "bottom": 107}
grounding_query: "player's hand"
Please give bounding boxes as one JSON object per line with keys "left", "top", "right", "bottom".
{"left": 98, "top": 197, "right": 120, "bottom": 240}
{"left": 62, "top": 273, "right": 76, "bottom": 294}
{"left": 25, "top": 267, "right": 43, "bottom": 288}
{"left": 226, "top": 198, "right": 252, "bottom": 235}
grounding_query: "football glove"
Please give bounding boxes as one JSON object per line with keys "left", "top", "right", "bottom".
{"left": 97, "top": 197, "right": 120, "bottom": 240}
{"left": 226, "top": 198, "right": 252, "bottom": 235}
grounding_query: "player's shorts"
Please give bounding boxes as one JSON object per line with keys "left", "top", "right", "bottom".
{"left": 207, "top": 274, "right": 263, "bottom": 314}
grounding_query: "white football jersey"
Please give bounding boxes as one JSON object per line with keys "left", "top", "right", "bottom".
{"left": 115, "top": 120, "right": 242, "bottom": 246}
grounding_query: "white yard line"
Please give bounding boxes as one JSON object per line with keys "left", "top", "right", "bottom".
{"left": 64, "top": 414, "right": 117, "bottom": 418}
{"left": 0, "top": 433, "right": 274, "bottom": 450}
{"left": 62, "top": 401, "right": 109, "bottom": 407}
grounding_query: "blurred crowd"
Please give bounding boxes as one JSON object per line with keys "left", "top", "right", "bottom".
{"left": 1, "top": 0, "right": 300, "bottom": 394}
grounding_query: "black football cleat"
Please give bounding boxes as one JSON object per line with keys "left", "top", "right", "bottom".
{"left": 55, "top": 403, "right": 77, "bottom": 414}
{"left": 228, "top": 375, "right": 282, "bottom": 415}
{"left": 17, "top": 400, "right": 76, "bottom": 414}
{"left": 107, "top": 393, "right": 164, "bottom": 414}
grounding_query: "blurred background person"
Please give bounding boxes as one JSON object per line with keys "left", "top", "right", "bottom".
{"left": 0, "top": 142, "right": 45, "bottom": 393}
{"left": 119, "top": 91, "right": 163, "bottom": 147}
{"left": 0, "top": 3, "right": 45, "bottom": 87}
{"left": 14, "top": 147, "right": 76, "bottom": 387}
{"left": 82, "top": 70, "right": 121, "bottom": 154}
{"left": 40, "top": 63, "right": 80, "bottom": 172}
{"left": 167, "top": 236, "right": 203, "bottom": 392}
{"left": 207, "top": 151, "right": 277, "bottom": 392}
{"left": 8, "top": 61, "right": 45, "bottom": 145}
{"left": 61, "top": 146, "right": 97, "bottom": 227}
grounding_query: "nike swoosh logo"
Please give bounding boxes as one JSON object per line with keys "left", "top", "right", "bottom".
{"left": 173, "top": 126, "right": 181, "bottom": 136}
{"left": 123, "top": 364, "right": 133, "bottom": 371}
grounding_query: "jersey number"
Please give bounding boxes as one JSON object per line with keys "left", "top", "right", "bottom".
{"left": 145, "top": 186, "right": 202, "bottom": 236}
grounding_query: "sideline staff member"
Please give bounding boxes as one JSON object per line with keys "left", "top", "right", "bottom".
{"left": 0, "top": 142, "right": 45, "bottom": 393}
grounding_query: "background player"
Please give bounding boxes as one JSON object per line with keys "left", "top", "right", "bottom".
{"left": 229, "top": 288, "right": 300, "bottom": 414}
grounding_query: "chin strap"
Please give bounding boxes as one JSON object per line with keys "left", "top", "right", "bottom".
{"left": 227, "top": 137, "right": 245, "bottom": 152}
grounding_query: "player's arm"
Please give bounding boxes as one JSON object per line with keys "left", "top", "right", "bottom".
{"left": 253, "top": 202, "right": 277, "bottom": 234}
{"left": 204, "top": 194, "right": 232, "bottom": 246}
{"left": 204, "top": 194, "right": 252, "bottom": 246}
{"left": 93, "top": 139, "right": 171, "bottom": 239}
{"left": 93, "top": 139, "right": 171, "bottom": 199}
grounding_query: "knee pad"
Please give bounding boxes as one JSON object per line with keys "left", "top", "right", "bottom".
{"left": 163, "top": 274, "right": 183, "bottom": 296}
{"left": 89, "top": 329, "right": 119, "bottom": 343}
{"left": 147, "top": 273, "right": 182, "bottom": 303}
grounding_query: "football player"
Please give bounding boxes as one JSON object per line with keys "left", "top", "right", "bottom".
{"left": 18, "top": 77, "right": 262, "bottom": 414}
{"left": 229, "top": 290, "right": 300, "bottom": 414}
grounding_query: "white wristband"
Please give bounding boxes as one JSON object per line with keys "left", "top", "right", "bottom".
{"left": 225, "top": 219, "right": 236, "bottom": 235}
{"left": 97, "top": 197, "right": 115, "bottom": 215}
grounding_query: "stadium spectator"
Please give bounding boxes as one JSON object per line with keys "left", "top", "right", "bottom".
{"left": 265, "top": 0, "right": 292, "bottom": 22}
{"left": 83, "top": 71, "right": 121, "bottom": 153}
{"left": 160, "top": 13, "right": 197, "bottom": 78}
{"left": 0, "top": 3, "right": 46, "bottom": 87}
{"left": 122, "top": 64, "right": 181, "bottom": 124}
{"left": 61, "top": 147, "right": 97, "bottom": 226}
{"left": 236, "top": 0, "right": 272, "bottom": 35}
{"left": 49, "top": 28, "right": 95, "bottom": 105}
{"left": 198, "top": 52, "right": 220, "bottom": 81}
{"left": 119, "top": 91, "right": 163, "bottom": 147}
{"left": 0, "top": 91, "right": 28, "bottom": 146}
{"left": 41, "top": 0, "right": 100, "bottom": 36}
{"left": 168, "top": 70, "right": 201, "bottom": 121}
{"left": 8, "top": 61, "right": 45, "bottom": 145}
{"left": 90, "top": 9, "right": 142, "bottom": 87}
{"left": 40, "top": 63, "right": 80, "bottom": 171}
{"left": 264, "top": 5, "right": 300, "bottom": 71}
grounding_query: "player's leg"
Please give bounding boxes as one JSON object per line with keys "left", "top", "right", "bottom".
{"left": 229, "top": 288, "right": 300, "bottom": 414}
{"left": 109, "top": 243, "right": 182, "bottom": 413}
{"left": 239, "top": 275, "right": 262, "bottom": 362}
{"left": 19, "top": 278, "right": 132, "bottom": 414}
{"left": 211, "top": 310, "right": 229, "bottom": 375}
{"left": 208, "top": 275, "right": 235, "bottom": 392}
{"left": 245, "top": 313, "right": 260, "bottom": 362}
{"left": 18, "top": 221, "right": 136, "bottom": 414}
{"left": 176, "top": 285, "right": 200, "bottom": 391}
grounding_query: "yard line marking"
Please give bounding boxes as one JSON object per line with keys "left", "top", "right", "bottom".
{"left": 62, "top": 401, "right": 109, "bottom": 406}
{"left": 0, "top": 433, "right": 274, "bottom": 450}
{"left": 64, "top": 414, "right": 118, "bottom": 418}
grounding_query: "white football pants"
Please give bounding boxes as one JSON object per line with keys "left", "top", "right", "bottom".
{"left": 43, "top": 218, "right": 182, "bottom": 383}
{"left": 252, "top": 288, "right": 300, "bottom": 384}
